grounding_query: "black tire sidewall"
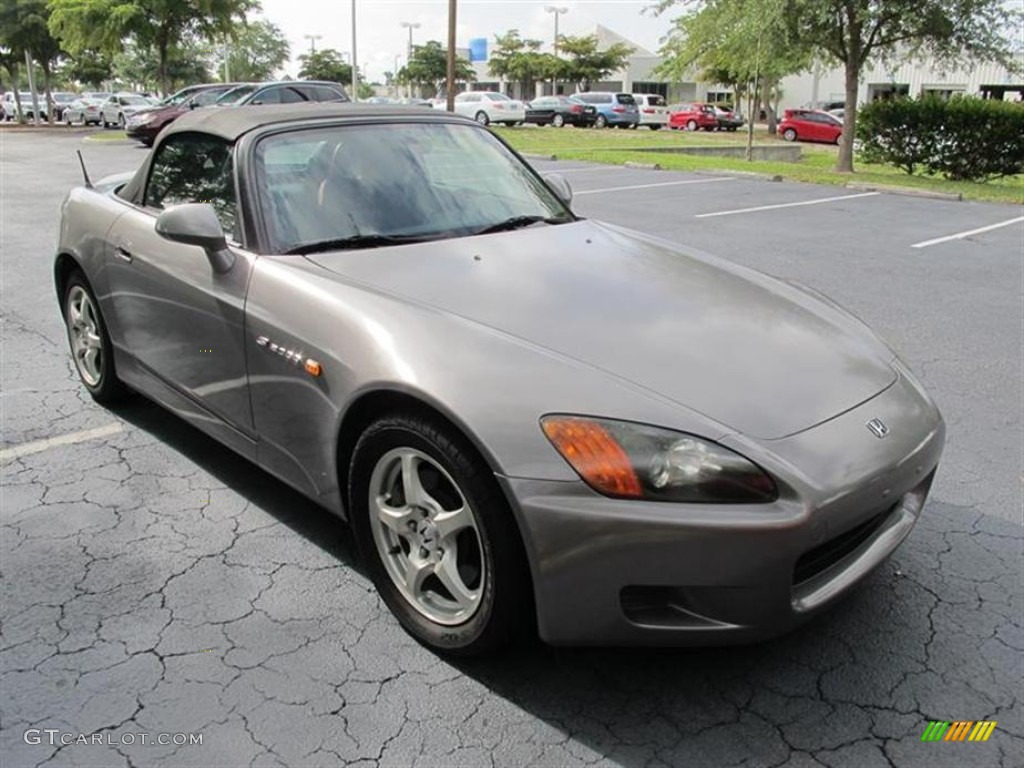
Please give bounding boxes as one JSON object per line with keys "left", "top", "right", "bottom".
{"left": 349, "top": 415, "right": 530, "bottom": 655}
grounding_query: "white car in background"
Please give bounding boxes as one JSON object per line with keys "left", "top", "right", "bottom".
{"left": 452, "top": 91, "right": 526, "bottom": 126}
{"left": 99, "top": 93, "right": 152, "bottom": 128}
{"left": 63, "top": 97, "right": 105, "bottom": 126}
{"left": 2, "top": 92, "right": 48, "bottom": 121}
{"left": 632, "top": 93, "right": 669, "bottom": 130}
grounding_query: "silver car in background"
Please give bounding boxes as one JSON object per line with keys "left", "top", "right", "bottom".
{"left": 63, "top": 97, "right": 104, "bottom": 126}
{"left": 99, "top": 93, "right": 152, "bottom": 128}
{"left": 55, "top": 104, "right": 944, "bottom": 655}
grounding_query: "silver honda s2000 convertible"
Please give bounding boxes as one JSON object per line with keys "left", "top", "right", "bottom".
{"left": 56, "top": 104, "right": 945, "bottom": 654}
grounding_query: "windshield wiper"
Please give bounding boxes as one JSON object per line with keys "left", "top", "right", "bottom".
{"left": 284, "top": 233, "right": 435, "bottom": 256}
{"left": 471, "top": 215, "right": 571, "bottom": 236}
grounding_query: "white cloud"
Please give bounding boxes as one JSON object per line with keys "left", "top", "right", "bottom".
{"left": 258, "top": 0, "right": 674, "bottom": 81}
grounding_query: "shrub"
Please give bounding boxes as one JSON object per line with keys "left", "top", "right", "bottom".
{"left": 856, "top": 95, "right": 1024, "bottom": 182}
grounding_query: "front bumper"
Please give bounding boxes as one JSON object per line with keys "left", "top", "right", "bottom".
{"left": 501, "top": 368, "right": 944, "bottom": 646}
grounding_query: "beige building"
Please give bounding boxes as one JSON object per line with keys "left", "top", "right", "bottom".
{"left": 467, "top": 25, "right": 1024, "bottom": 109}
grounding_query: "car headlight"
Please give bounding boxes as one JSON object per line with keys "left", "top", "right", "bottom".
{"left": 541, "top": 415, "right": 777, "bottom": 503}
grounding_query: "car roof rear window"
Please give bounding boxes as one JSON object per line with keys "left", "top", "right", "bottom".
{"left": 615, "top": 94, "right": 636, "bottom": 104}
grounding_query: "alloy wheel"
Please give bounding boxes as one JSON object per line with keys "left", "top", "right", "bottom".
{"left": 367, "top": 447, "right": 485, "bottom": 626}
{"left": 65, "top": 285, "right": 103, "bottom": 387}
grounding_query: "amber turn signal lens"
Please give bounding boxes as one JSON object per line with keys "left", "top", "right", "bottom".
{"left": 541, "top": 416, "right": 643, "bottom": 498}
{"left": 304, "top": 359, "right": 322, "bottom": 377}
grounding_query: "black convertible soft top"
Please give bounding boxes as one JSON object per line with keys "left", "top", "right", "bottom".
{"left": 162, "top": 102, "right": 466, "bottom": 142}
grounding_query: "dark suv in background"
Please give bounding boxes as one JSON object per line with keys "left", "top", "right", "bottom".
{"left": 125, "top": 83, "right": 239, "bottom": 146}
{"left": 213, "top": 81, "right": 349, "bottom": 107}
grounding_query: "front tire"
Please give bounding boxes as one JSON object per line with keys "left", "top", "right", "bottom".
{"left": 349, "top": 413, "right": 532, "bottom": 655}
{"left": 474, "top": 110, "right": 490, "bottom": 126}
{"left": 686, "top": 119, "right": 698, "bottom": 131}
{"left": 63, "top": 271, "right": 127, "bottom": 404}
{"left": 782, "top": 127, "right": 797, "bottom": 142}
{"left": 552, "top": 113, "right": 565, "bottom": 128}
{"left": 594, "top": 114, "right": 607, "bottom": 129}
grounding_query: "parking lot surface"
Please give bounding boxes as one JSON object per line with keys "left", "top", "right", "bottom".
{"left": 1, "top": 130, "right": 1022, "bottom": 767}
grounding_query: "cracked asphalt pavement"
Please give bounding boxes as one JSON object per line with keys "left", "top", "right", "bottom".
{"left": 1, "top": 130, "right": 1021, "bottom": 767}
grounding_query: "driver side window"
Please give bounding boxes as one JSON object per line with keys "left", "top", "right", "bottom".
{"left": 145, "top": 133, "right": 239, "bottom": 240}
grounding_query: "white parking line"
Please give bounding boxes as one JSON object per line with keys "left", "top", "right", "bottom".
{"left": 543, "top": 166, "right": 641, "bottom": 175}
{"left": 695, "top": 191, "right": 880, "bottom": 218}
{"left": 574, "top": 177, "right": 736, "bottom": 196}
{"left": 910, "top": 215, "right": 1024, "bottom": 249}
{"left": 0, "top": 423, "right": 123, "bottom": 462}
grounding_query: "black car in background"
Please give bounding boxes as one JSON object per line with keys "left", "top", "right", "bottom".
{"left": 214, "top": 80, "right": 349, "bottom": 107}
{"left": 525, "top": 95, "right": 598, "bottom": 127}
{"left": 713, "top": 105, "right": 745, "bottom": 131}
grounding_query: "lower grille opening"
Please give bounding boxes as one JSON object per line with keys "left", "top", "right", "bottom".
{"left": 793, "top": 505, "right": 895, "bottom": 586}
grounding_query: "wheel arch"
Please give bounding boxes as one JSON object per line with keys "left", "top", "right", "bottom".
{"left": 53, "top": 251, "right": 85, "bottom": 302}
{"left": 335, "top": 387, "right": 508, "bottom": 512}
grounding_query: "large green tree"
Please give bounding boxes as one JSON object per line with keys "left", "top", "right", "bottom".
{"left": 113, "top": 38, "right": 209, "bottom": 92}
{"left": 49, "top": 0, "right": 253, "bottom": 96}
{"left": 784, "top": 0, "right": 1019, "bottom": 171}
{"left": 489, "top": 30, "right": 557, "bottom": 98}
{"left": 556, "top": 34, "right": 633, "bottom": 92}
{"left": 397, "top": 40, "right": 474, "bottom": 97}
{"left": 656, "top": 0, "right": 810, "bottom": 139}
{"left": 62, "top": 50, "right": 115, "bottom": 89}
{"left": 297, "top": 48, "right": 351, "bottom": 83}
{"left": 659, "top": 0, "right": 1020, "bottom": 172}
{"left": 222, "top": 18, "right": 288, "bottom": 81}
{"left": 1, "top": 0, "right": 64, "bottom": 122}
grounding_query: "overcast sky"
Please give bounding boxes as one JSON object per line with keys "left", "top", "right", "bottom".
{"left": 257, "top": 0, "right": 677, "bottom": 81}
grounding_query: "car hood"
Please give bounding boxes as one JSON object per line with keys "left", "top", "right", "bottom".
{"left": 306, "top": 220, "right": 897, "bottom": 439}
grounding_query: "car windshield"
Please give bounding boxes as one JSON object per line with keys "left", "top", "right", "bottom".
{"left": 215, "top": 85, "right": 258, "bottom": 105}
{"left": 256, "top": 122, "right": 573, "bottom": 254}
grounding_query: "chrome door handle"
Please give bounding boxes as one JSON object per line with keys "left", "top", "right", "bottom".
{"left": 115, "top": 246, "right": 133, "bottom": 263}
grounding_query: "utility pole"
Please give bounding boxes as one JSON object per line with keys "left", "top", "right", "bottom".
{"left": 400, "top": 21, "right": 420, "bottom": 98}
{"left": 304, "top": 34, "right": 322, "bottom": 54}
{"left": 545, "top": 6, "right": 568, "bottom": 96}
{"left": 24, "top": 51, "right": 40, "bottom": 126}
{"left": 351, "top": 0, "right": 358, "bottom": 100}
{"left": 445, "top": 0, "right": 457, "bottom": 111}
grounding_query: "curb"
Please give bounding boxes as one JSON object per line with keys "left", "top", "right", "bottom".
{"left": 522, "top": 152, "right": 557, "bottom": 161}
{"left": 696, "top": 169, "right": 782, "bottom": 182}
{"left": 624, "top": 161, "right": 661, "bottom": 170}
{"left": 846, "top": 182, "right": 962, "bottom": 202}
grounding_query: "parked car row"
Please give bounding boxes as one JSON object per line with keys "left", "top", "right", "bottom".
{"left": 2, "top": 90, "right": 156, "bottom": 123}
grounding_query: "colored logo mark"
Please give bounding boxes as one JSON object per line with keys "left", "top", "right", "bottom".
{"left": 921, "top": 721, "right": 997, "bottom": 742}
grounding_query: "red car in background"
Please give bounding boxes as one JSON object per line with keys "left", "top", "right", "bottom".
{"left": 778, "top": 109, "right": 843, "bottom": 144}
{"left": 668, "top": 102, "right": 719, "bottom": 131}
{"left": 125, "top": 83, "right": 239, "bottom": 146}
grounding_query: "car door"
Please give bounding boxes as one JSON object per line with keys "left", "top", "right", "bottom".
{"left": 105, "top": 132, "right": 257, "bottom": 455}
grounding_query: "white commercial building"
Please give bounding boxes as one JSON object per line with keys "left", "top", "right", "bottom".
{"left": 466, "top": 24, "right": 1023, "bottom": 109}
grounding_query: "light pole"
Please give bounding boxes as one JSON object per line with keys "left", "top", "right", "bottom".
{"left": 400, "top": 21, "right": 420, "bottom": 98}
{"left": 351, "top": 0, "right": 358, "bottom": 100}
{"left": 545, "top": 6, "right": 568, "bottom": 96}
{"left": 445, "top": 0, "right": 456, "bottom": 112}
{"left": 304, "top": 34, "right": 322, "bottom": 54}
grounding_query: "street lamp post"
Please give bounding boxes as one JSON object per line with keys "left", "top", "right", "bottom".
{"left": 400, "top": 21, "right": 420, "bottom": 98}
{"left": 545, "top": 6, "right": 568, "bottom": 96}
{"left": 351, "top": 0, "right": 358, "bottom": 100}
{"left": 304, "top": 34, "right": 322, "bottom": 54}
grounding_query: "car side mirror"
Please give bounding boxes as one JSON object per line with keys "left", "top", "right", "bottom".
{"left": 155, "top": 203, "right": 235, "bottom": 274}
{"left": 188, "top": 99, "right": 198, "bottom": 110}
{"left": 545, "top": 173, "right": 573, "bottom": 207}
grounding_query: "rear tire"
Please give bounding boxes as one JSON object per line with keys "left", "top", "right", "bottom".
{"left": 594, "top": 114, "right": 607, "bottom": 128}
{"left": 62, "top": 271, "right": 128, "bottom": 404}
{"left": 782, "top": 128, "right": 797, "bottom": 142}
{"left": 349, "top": 413, "right": 533, "bottom": 656}
{"left": 686, "top": 119, "right": 698, "bottom": 131}
{"left": 651, "top": 124, "right": 661, "bottom": 130}
{"left": 552, "top": 113, "right": 565, "bottom": 128}
{"left": 474, "top": 110, "right": 490, "bottom": 126}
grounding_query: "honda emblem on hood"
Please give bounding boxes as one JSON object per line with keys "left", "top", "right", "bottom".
{"left": 866, "top": 418, "right": 890, "bottom": 438}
